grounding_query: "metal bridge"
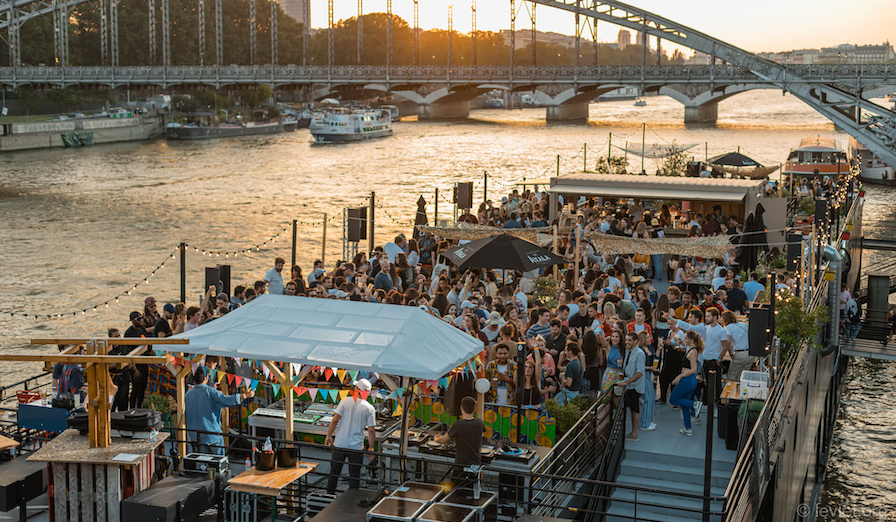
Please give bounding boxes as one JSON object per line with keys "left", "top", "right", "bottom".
{"left": 3, "top": 0, "right": 896, "bottom": 166}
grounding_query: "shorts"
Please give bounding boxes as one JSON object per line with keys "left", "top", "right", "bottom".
{"left": 624, "top": 390, "right": 641, "bottom": 414}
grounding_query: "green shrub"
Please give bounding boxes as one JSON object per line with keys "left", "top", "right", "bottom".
{"left": 141, "top": 393, "right": 171, "bottom": 415}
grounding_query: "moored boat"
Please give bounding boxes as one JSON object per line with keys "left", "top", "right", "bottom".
{"left": 847, "top": 136, "right": 896, "bottom": 186}
{"left": 783, "top": 136, "right": 848, "bottom": 177}
{"left": 309, "top": 107, "right": 393, "bottom": 143}
{"left": 166, "top": 112, "right": 294, "bottom": 140}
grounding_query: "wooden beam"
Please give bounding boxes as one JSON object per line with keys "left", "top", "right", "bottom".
{"left": 285, "top": 364, "right": 294, "bottom": 443}
{"left": 174, "top": 353, "right": 203, "bottom": 466}
{"left": 0, "top": 355, "right": 168, "bottom": 364}
{"left": 379, "top": 374, "right": 399, "bottom": 392}
{"left": 87, "top": 362, "right": 98, "bottom": 448}
{"left": 31, "top": 338, "right": 189, "bottom": 346}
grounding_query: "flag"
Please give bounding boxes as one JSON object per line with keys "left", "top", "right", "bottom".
{"left": 308, "top": 388, "right": 318, "bottom": 400}
{"left": 271, "top": 383, "right": 281, "bottom": 397}
{"left": 337, "top": 369, "right": 347, "bottom": 383}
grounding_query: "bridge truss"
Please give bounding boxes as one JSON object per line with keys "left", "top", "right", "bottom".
{"left": 2, "top": 0, "right": 896, "bottom": 166}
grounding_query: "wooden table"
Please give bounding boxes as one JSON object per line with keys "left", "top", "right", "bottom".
{"left": 721, "top": 381, "right": 740, "bottom": 404}
{"left": 28, "top": 429, "right": 169, "bottom": 522}
{"left": 228, "top": 462, "right": 318, "bottom": 521}
{"left": 0, "top": 435, "right": 19, "bottom": 452}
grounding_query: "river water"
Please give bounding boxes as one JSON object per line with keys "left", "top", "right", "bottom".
{"left": 0, "top": 89, "right": 893, "bottom": 514}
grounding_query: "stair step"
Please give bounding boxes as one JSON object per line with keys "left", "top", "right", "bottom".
{"left": 605, "top": 502, "right": 708, "bottom": 522}
{"left": 623, "top": 448, "right": 736, "bottom": 474}
{"left": 614, "top": 474, "right": 727, "bottom": 498}
{"left": 609, "top": 488, "right": 723, "bottom": 520}
{"left": 619, "top": 460, "right": 731, "bottom": 489}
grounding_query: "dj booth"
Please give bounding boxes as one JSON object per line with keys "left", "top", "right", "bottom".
{"left": 248, "top": 399, "right": 399, "bottom": 446}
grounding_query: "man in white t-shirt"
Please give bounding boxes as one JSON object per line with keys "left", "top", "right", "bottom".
{"left": 326, "top": 379, "right": 376, "bottom": 494}
{"left": 264, "top": 257, "right": 285, "bottom": 295}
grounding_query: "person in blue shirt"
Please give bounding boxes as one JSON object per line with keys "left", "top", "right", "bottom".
{"left": 742, "top": 272, "right": 764, "bottom": 302}
{"left": 503, "top": 212, "right": 522, "bottom": 229}
{"left": 185, "top": 369, "right": 254, "bottom": 455}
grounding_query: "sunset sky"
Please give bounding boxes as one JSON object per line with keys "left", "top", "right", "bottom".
{"left": 309, "top": 0, "right": 895, "bottom": 54}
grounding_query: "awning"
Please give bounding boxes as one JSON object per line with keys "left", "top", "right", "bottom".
{"left": 168, "top": 295, "right": 484, "bottom": 381}
{"left": 548, "top": 184, "right": 747, "bottom": 202}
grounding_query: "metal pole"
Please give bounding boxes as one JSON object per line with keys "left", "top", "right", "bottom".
{"left": 641, "top": 123, "right": 646, "bottom": 174}
{"left": 472, "top": 0, "right": 477, "bottom": 66}
{"left": 270, "top": 0, "right": 278, "bottom": 65}
{"left": 702, "top": 370, "right": 715, "bottom": 522}
{"left": 413, "top": 0, "right": 419, "bottom": 65}
{"left": 111, "top": 0, "right": 118, "bottom": 66}
{"left": 583, "top": 143, "right": 587, "bottom": 172}
{"left": 556, "top": 154, "right": 560, "bottom": 177}
{"left": 100, "top": 0, "right": 108, "bottom": 65}
{"left": 322, "top": 213, "right": 328, "bottom": 266}
{"left": 574, "top": 0, "right": 580, "bottom": 86}
{"left": 447, "top": 5, "right": 452, "bottom": 74}
{"left": 199, "top": 0, "right": 205, "bottom": 65}
{"left": 509, "top": 0, "right": 515, "bottom": 86}
{"left": 161, "top": 0, "right": 170, "bottom": 67}
{"left": 250, "top": 0, "right": 256, "bottom": 64}
{"left": 386, "top": 0, "right": 392, "bottom": 79}
{"left": 369, "top": 192, "right": 375, "bottom": 255}
{"left": 302, "top": 0, "right": 308, "bottom": 65}
{"left": 179, "top": 242, "right": 186, "bottom": 304}
{"left": 434, "top": 188, "right": 439, "bottom": 226}
{"left": 705, "top": 142, "right": 708, "bottom": 162}
{"left": 291, "top": 219, "right": 297, "bottom": 267}
{"left": 357, "top": 0, "right": 363, "bottom": 65}
{"left": 215, "top": 0, "right": 222, "bottom": 65}
{"left": 530, "top": 1, "right": 535, "bottom": 65}
{"left": 327, "top": 0, "right": 334, "bottom": 82}
{"left": 608, "top": 132, "right": 612, "bottom": 160}
{"left": 148, "top": 0, "right": 156, "bottom": 65}
{"left": 483, "top": 171, "right": 487, "bottom": 204}
{"left": 591, "top": 0, "right": 597, "bottom": 65}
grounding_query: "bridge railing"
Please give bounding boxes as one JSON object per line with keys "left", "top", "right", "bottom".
{"left": 2, "top": 63, "right": 891, "bottom": 86}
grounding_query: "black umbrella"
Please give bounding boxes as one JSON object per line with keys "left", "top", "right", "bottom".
{"left": 440, "top": 234, "right": 566, "bottom": 272}
{"left": 413, "top": 195, "right": 428, "bottom": 240}
{"left": 708, "top": 152, "right": 762, "bottom": 168}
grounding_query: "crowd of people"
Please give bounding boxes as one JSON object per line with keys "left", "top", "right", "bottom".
{"left": 53, "top": 180, "right": 846, "bottom": 453}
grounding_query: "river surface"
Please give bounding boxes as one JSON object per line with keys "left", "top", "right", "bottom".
{"left": 0, "top": 89, "right": 894, "bottom": 515}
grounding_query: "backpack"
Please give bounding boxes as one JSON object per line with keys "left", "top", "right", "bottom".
{"left": 58, "top": 365, "right": 82, "bottom": 395}
{"left": 845, "top": 299, "right": 859, "bottom": 322}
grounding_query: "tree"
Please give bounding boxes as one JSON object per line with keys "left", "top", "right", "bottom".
{"left": 18, "top": 90, "right": 41, "bottom": 115}
{"left": 660, "top": 140, "right": 689, "bottom": 176}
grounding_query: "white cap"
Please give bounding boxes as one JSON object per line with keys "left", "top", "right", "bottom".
{"left": 352, "top": 378, "right": 372, "bottom": 391}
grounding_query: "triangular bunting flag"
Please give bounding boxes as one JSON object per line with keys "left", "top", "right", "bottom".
{"left": 360, "top": 390, "right": 369, "bottom": 401}
{"left": 439, "top": 378, "right": 449, "bottom": 390}
{"left": 337, "top": 369, "right": 347, "bottom": 383}
{"left": 351, "top": 390, "right": 359, "bottom": 400}
{"left": 227, "top": 374, "right": 236, "bottom": 385}
{"left": 339, "top": 390, "right": 350, "bottom": 401}
{"left": 348, "top": 370, "right": 359, "bottom": 381}
{"left": 191, "top": 362, "right": 199, "bottom": 374}
{"left": 324, "top": 368, "right": 333, "bottom": 381}
{"left": 250, "top": 379, "right": 259, "bottom": 391}
{"left": 234, "top": 358, "right": 242, "bottom": 367}
{"left": 330, "top": 389, "right": 340, "bottom": 402}
{"left": 295, "top": 387, "right": 307, "bottom": 397}
{"left": 271, "top": 383, "right": 281, "bottom": 396}
{"left": 217, "top": 371, "right": 226, "bottom": 384}
{"left": 292, "top": 375, "right": 300, "bottom": 385}
{"left": 291, "top": 363, "right": 302, "bottom": 376}
{"left": 308, "top": 388, "right": 318, "bottom": 400}
{"left": 392, "top": 404, "right": 402, "bottom": 417}
{"left": 209, "top": 369, "right": 216, "bottom": 380}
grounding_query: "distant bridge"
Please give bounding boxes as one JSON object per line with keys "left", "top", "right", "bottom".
{"left": 3, "top": 0, "right": 896, "bottom": 166}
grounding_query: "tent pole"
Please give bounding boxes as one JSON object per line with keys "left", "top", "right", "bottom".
{"left": 552, "top": 224, "right": 558, "bottom": 281}
{"left": 285, "top": 363, "right": 294, "bottom": 443}
{"left": 399, "top": 377, "right": 413, "bottom": 483}
{"left": 321, "top": 213, "right": 327, "bottom": 266}
{"left": 641, "top": 122, "right": 646, "bottom": 174}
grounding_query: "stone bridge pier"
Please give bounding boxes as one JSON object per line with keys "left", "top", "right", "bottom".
{"left": 392, "top": 84, "right": 505, "bottom": 120}
{"left": 532, "top": 86, "right": 606, "bottom": 122}
{"left": 661, "top": 83, "right": 778, "bottom": 124}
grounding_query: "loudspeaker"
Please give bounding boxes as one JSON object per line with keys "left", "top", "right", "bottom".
{"left": 205, "top": 267, "right": 221, "bottom": 297}
{"left": 785, "top": 233, "right": 802, "bottom": 273}
{"left": 454, "top": 182, "right": 474, "bottom": 210}
{"left": 216, "top": 265, "right": 231, "bottom": 297}
{"left": 748, "top": 304, "right": 772, "bottom": 356}
{"left": 348, "top": 207, "right": 368, "bottom": 242}
{"left": 445, "top": 374, "right": 475, "bottom": 417}
{"left": 814, "top": 198, "right": 828, "bottom": 228}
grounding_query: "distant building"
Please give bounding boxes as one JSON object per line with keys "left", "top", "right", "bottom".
{"left": 617, "top": 29, "right": 631, "bottom": 50}
{"left": 500, "top": 29, "right": 593, "bottom": 50}
{"left": 817, "top": 43, "right": 895, "bottom": 63}
{"left": 280, "top": 0, "right": 310, "bottom": 26}
{"left": 688, "top": 51, "right": 711, "bottom": 65}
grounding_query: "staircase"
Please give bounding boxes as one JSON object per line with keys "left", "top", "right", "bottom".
{"left": 603, "top": 404, "right": 737, "bottom": 522}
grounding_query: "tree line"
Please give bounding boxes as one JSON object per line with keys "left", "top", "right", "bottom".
{"left": 6, "top": 7, "right": 684, "bottom": 67}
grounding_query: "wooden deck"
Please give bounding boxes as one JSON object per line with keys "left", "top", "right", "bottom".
{"left": 840, "top": 337, "right": 896, "bottom": 361}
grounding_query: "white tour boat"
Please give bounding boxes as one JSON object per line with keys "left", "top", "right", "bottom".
{"left": 847, "top": 136, "right": 896, "bottom": 186}
{"left": 309, "top": 108, "right": 393, "bottom": 143}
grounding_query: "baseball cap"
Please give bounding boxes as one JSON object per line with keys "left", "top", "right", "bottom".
{"left": 352, "top": 378, "right": 372, "bottom": 391}
{"left": 461, "top": 300, "right": 475, "bottom": 310}
{"left": 485, "top": 311, "right": 501, "bottom": 326}
{"left": 163, "top": 303, "right": 176, "bottom": 314}
{"left": 335, "top": 290, "right": 348, "bottom": 298}
{"left": 144, "top": 296, "right": 156, "bottom": 305}
{"left": 215, "top": 293, "right": 229, "bottom": 302}
{"left": 129, "top": 311, "right": 142, "bottom": 321}
{"left": 651, "top": 218, "right": 660, "bottom": 226}
{"left": 418, "top": 305, "right": 429, "bottom": 312}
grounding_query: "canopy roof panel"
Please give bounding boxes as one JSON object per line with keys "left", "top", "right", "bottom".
{"left": 168, "top": 295, "right": 484, "bottom": 380}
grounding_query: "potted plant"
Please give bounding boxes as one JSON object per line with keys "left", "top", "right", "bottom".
{"left": 141, "top": 393, "right": 173, "bottom": 426}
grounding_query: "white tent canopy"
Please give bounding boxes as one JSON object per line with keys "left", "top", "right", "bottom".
{"left": 168, "top": 295, "right": 483, "bottom": 381}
